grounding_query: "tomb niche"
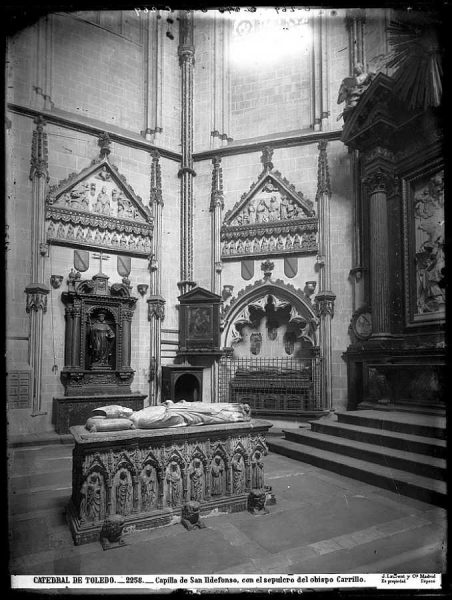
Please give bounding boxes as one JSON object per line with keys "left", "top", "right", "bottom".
{"left": 54, "top": 271, "right": 146, "bottom": 433}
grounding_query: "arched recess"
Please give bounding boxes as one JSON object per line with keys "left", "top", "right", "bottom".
{"left": 222, "top": 279, "right": 319, "bottom": 359}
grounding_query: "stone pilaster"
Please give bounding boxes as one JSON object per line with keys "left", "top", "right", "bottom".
{"left": 345, "top": 8, "right": 366, "bottom": 73}
{"left": 143, "top": 11, "right": 164, "bottom": 141}
{"left": 210, "top": 156, "right": 224, "bottom": 295}
{"left": 148, "top": 150, "right": 165, "bottom": 405}
{"left": 26, "top": 117, "right": 50, "bottom": 416}
{"left": 315, "top": 141, "right": 335, "bottom": 411}
{"left": 177, "top": 11, "right": 196, "bottom": 296}
{"left": 362, "top": 165, "right": 397, "bottom": 337}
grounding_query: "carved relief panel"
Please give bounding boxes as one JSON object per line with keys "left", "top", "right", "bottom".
{"left": 46, "top": 157, "right": 153, "bottom": 256}
{"left": 221, "top": 153, "right": 318, "bottom": 260}
{"left": 403, "top": 168, "right": 445, "bottom": 325}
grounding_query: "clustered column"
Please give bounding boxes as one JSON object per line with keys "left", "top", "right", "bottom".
{"left": 147, "top": 150, "right": 165, "bottom": 405}
{"left": 177, "top": 12, "right": 196, "bottom": 295}
{"left": 25, "top": 116, "right": 50, "bottom": 416}
{"left": 315, "top": 141, "right": 336, "bottom": 411}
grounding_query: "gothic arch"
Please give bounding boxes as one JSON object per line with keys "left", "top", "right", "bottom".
{"left": 222, "top": 279, "right": 318, "bottom": 350}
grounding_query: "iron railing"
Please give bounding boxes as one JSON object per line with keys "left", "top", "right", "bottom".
{"left": 219, "top": 355, "right": 323, "bottom": 415}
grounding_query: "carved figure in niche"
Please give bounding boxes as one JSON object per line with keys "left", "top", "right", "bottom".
{"left": 234, "top": 212, "right": 243, "bottom": 225}
{"left": 140, "top": 465, "right": 157, "bottom": 511}
{"left": 237, "top": 239, "right": 245, "bottom": 254}
{"left": 115, "top": 470, "right": 132, "bottom": 516}
{"left": 61, "top": 192, "right": 71, "bottom": 207}
{"left": 285, "top": 236, "right": 293, "bottom": 250}
{"left": 337, "top": 62, "right": 375, "bottom": 116}
{"left": 94, "top": 229, "right": 103, "bottom": 244}
{"left": 253, "top": 239, "right": 261, "bottom": 253}
{"left": 251, "top": 451, "right": 265, "bottom": 489}
{"left": 67, "top": 224, "right": 75, "bottom": 239}
{"left": 80, "top": 472, "right": 104, "bottom": 522}
{"left": 128, "top": 237, "right": 136, "bottom": 250}
{"left": 90, "top": 183, "right": 96, "bottom": 197}
{"left": 277, "top": 235, "right": 285, "bottom": 251}
{"left": 416, "top": 241, "right": 445, "bottom": 313}
{"left": 181, "top": 501, "right": 206, "bottom": 530}
{"left": 248, "top": 202, "right": 256, "bottom": 223}
{"left": 89, "top": 311, "right": 115, "bottom": 367}
{"left": 57, "top": 223, "right": 65, "bottom": 238}
{"left": 111, "top": 189, "right": 118, "bottom": 212}
{"left": 232, "top": 454, "right": 245, "bottom": 494}
{"left": 250, "top": 332, "right": 262, "bottom": 356}
{"left": 143, "top": 238, "right": 151, "bottom": 253}
{"left": 256, "top": 199, "right": 268, "bottom": 223}
{"left": 96, "top": 166, "right": 111, "bottom": 181}
{"left": 104, "top": 231, "right": 111, "bottom": 245}
{"left": 166, "top": 461, "right": 182, "bottom": 507}
{"left": 268, "top": 195, "right": 280, "bottom": 221}
{"left": 211, "top": 456, "right": 225, "bottom": 496}
{"left": 268, "top": 237, "right": 276, "bottom": 251}
{"left": 95, "top": 186, "right": 110, "bottom": 215}
{"left": 244, "top": 239, "right": 252, "bottom": 253}
{"left": 120, "top": 235, "right": 127, "bottom": 248}
{"left": 189, "top": 307, "right": 210, "bottom": 338}
{"left": 111, "top": 233, "right": 119, "bottom": 247}
{"left": 262, "top": 238, "right": 270, "bottom": 252}
{"left": 280, "top": 195, "right": 290, "bottom": 220}
{"left": 47, "top": 221, "right": 55, "bottom": 238}
{"left": 189, "top": 458, "right": 204, "bottom": 502}
{"left": 293, "top": 233, "right": 302, "bottom": 249}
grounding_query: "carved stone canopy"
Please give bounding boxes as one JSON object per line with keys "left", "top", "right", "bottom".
{"left": 221, "top": 160, "right": 318, "bottom": 260}
{"left": 45, "top": 156, "right": 153, "bottom": 257}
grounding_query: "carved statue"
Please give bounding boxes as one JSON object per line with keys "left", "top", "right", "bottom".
{"left": 232, "top": 454, "right": 245, "bottom": 494}
{"left": 248, "top": 202, "right": 256, "bottom": 223}
{"left": 89, "top": 311, "right": 115, "bottom": 367}
{"left": 268, "top": 195, "right": 279, "bottom": 221}
{"left": 166, "top": 461, "right": 182, "bottom": 507}
{"left": 90, "top": 183, "right": 96, "bottom": 197}
{"left": 211, "top": 456, "right": 225, "bottom": 496}
{"left": 189, "top": 458, "right": 204, "bottom": 502}
{"left": 94, "top": 186, "right": 110, "bottom": 215}
{"left": 115, "top": 470, "right": 132, "bottom": 516}
{"left": 337, "top": 63, "right": 375, "bottom": 119}
{"left": 280, "top": 195, "right": 289, "bottom": 220}
{"left": 80, "top": 472, "right": 104, "bottom": 522}
{"left": 251, "top": 451, "right": 264, "bottom": 489}
{"left": 256, "top": 199, "right": 268, "bottom": 223}
{"left": 140, "top": 465, "right": 157, "bottom": 511}
{"left": 181, "top": 501, "right": 206, "bottom": 530}
{"left": 100, "top": 514, "right": 126, "bottom": 550}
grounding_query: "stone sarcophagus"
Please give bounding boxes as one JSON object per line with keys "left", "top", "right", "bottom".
{"left": 67, "top": 419, "right": 273, "bottom": 545}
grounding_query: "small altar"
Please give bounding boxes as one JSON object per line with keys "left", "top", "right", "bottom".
{"left": 66, "top": 419, "right": 273, "bottom": 545}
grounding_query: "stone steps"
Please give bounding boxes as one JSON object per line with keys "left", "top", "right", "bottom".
{"left": 268, "top": 409, "right": 447, "bottom": 507}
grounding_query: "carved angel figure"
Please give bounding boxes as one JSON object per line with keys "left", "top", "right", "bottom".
{"left": 337, "top": 63, "right": 375, "bottom": 119}
{"left": 166, "top": 461, "right": 182, "bottom": 507}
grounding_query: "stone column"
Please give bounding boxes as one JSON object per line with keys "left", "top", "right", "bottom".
{"left": 315, "top": 141, "right": 336, "bottom": 411}
{"left": 148, "top": 151, "right": 165, "bottom": 405}
{"left": 177, "top": 12, "right": 196, "bottom": 296}
{"left": 121, "top": 308, "right": 134, "bottom": 368}
{"left": 363, "top": 167, "right": 395, "bottom": 337}
{"left": 345, "top": 9, "right": 366, "bottom": 73}
{"left": 143, "top": 12, "right": 164, "bottom": 141}
{"left": 70, "top": 301, "right": 82, "bottom": 369}
{"left": 26, "top": 116, "right": 50, "bottom": 416}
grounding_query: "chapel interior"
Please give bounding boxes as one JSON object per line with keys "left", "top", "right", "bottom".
{"left": 5, "top": 6, "right": 446, "bottom": 578}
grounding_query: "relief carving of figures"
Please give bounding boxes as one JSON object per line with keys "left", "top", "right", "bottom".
{"left": 231, "top": 454, "right": 246, "bottom": 494}
{"left": 268, "top": 195, "right": 280, "bottom": 220}
{"left": 115, "top": 469, "right": 132, "bottom": 516}
{"left": 140, "top": 465, "right": 158, "bottom": 511}
{"left": 189, "top": 458, "right": 204, "bottom": 502}
{"left": 166, "top": 461, "right": 183, "bottom": 507}
{"left": 414, "top": 171, "right": 445, "bottom": 314}
{"left": 251, "top": 450, "right": 264, "bottom": 489}
{"left": 280, "top": 195, "right": 289, "bottom": 220}
{"left": 211, "top": 456, "right": 226, "bottom": 496}
{"left": 88, "top": 311, "right": 115, "bottom": 367}
{"left": 247, "top": 202, "right": 256, "bottom": 223}
{"left": 80, "top": 472, "right": 105, "bottom": 522}
{"left": 69, "top": 183, "right": 90, "bottom": 210}
{"left": 94, "top": 186, "right": 110, "bottom": 215}
{"left": 256, "top": 199, "right": 268, "bottom": 223}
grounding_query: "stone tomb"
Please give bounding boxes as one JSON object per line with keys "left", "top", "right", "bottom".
{"left": 67, "top": 420, "right": 273, "bottom": 545}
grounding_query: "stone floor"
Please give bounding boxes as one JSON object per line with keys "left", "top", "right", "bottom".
{"left": 8, "top": 441, "right": 446, "bottom": 579}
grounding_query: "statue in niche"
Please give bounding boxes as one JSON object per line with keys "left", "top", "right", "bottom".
{"left": 237, "top": 239, "right": 245, "bottom": 254}
{"left": 253, "top": 239, "right": 261, "bottom": 253}
{"left": 232, "top": 454, "right": 245, "bottom": 494}
{"left": 111, "top": 189, "right": 118, "bottom": 213}
{"left": 115, "top": 470, "right": 132, "bottom": 516}
{"left": 245, "top": 239, "right": 252, "bottom": 253}
{"left": 262, "top": 238, "right": 270, "bottom": 252}
{"left": 120, "top": 235, "right": 127, "bottom": 249}
{"left": 166, "top": 461, "right": 182, "bottom": 507}
{"left": 80, "top": 472, "right": 104, "bottom": 522}
{"left": 88, "top": 311, "right": 115, "bottom": 367}
{"left": 337, "top": 63, "right": 375, "bottom": 117}
{"left": 268, "top": 195, "right": 280, "bottom": 221}
{"left": 140, "top": 465, "right": 157, "bottom": 511}
{"left": 277, "top": 235, "right": 285, "bottom": 251}
{"left": 90, "top": 182, "right": 96, "bottom": 197}
{"left": 256, "top": 199, "right": 268, "bottom": 223}
{"left": 251, "top": 451, "right": 264, "bottom": 489}
{"left": 189, "top": 458, "right": 204, "bottom": 502}
{"left": 211, "top": 456, "right": 225, "bottom": 496}
{"left": 285, "top": 236, "right": 293, "bottom": 250}
{"left": 268, "top": 237, "right": 276, "bottom": 251}
{"left": 250, "top": 332, "right": 262, "bottom": 356}
{"left": 248, "top": 202, "right": 256, "bottom": 223}
{"left": 293, "top": 233, "right": 302, "bottom": 249}
{"left": 111, "top": 233, "right": 119, "bottom": 247}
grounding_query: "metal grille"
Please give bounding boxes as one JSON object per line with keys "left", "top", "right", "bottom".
{"left": 219, "top": 356, "right": 322, "bottom": 414}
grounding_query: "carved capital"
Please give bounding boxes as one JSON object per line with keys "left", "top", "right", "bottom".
{"left": 25, "top": 283, "right": 50, "bottom": 313}
{"left": 147, "top": 295, "right": 166, "bottom": 321}
{"left": 315, "top": 291, "right": 336, "bottom": 317}
{"left": 215, "top": 261, "right": 223, "bottom": 274}
{"left": 363, "top": 169, "right": 398, "bottom": 196}
{"left": 98, "top": 132, "right": 112, "bottom": 158}
{"left": 29, "top": 116, "right": 49, "bottom": 181}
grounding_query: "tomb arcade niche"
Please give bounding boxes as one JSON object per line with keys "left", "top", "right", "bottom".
{"left": 50, "top": 134, "right": 150, "bottom": 433}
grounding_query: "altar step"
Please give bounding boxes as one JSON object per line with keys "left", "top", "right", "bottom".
{"left": 357, "top": 400, "right": 446, "bottom": 417}
{"left": 268, "top": 410, "right": 447, "bottom": 507}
